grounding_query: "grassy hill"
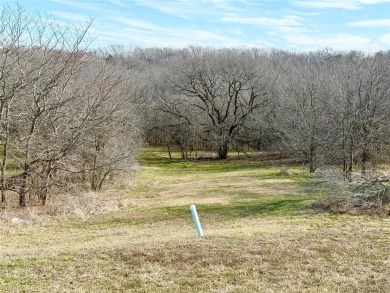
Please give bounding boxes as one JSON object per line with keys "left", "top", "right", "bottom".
{"left": 0, "top": 147, "right": 389, "bottom": 292}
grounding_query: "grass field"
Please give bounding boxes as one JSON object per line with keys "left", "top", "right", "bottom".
{"left": 1, "top": 147, "right": 390, "bottom": 292}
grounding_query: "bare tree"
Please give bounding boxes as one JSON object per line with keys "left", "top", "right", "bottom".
{"left": 156, "top": 47, "right": 278, "bottom": 159}
{"left": 277, "top": 52, "right": 331, "bottom": 172}
{"left": 0, "top": 3, "right": 141, "bottom": 208}
{"left": 72, "top": 60, "right": 141, "bottom": 191}
{"left": 0, "top": 3, "right": 90, "bottom": 205}
{"left": 327, "top": 51, "right": 390, "bottom": 179}
{"left": 0, "top": 3, "right": 39, "bottom": 204}
{"left": 6, "top": 13, "right": 91, "bottom": 206}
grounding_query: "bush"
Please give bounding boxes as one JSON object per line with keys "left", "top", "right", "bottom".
{"left": 316, "top": 176, "right": 390, "bottom": 216}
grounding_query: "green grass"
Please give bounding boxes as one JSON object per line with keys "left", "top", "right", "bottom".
{"left": 138, "top": 146, "right": 320, "bottom": 219}
{"left": 143, "top": 146, "right": 275, "bottom": 168}
{"left": 1, "top": 147, "right": 390, "bottom": 292}
{"left": 160, "top": 198, "right": 310, "bottom": 220}
{"left": 0, "top": 277, "right": 18, "bottom": 286}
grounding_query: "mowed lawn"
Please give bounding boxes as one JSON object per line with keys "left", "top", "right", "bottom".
{"left": 1, "top": 147, "right": 390, "bottom": 292}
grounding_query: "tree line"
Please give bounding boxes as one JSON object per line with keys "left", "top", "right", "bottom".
{"left": 116, "top": 46, "right": 389, "bottom": 180}
{"left": 1, "top": 3, "right": 389, "bottom": 208}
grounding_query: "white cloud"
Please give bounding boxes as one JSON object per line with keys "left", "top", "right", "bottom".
{"left": 133, "top": 0, "right": 244, "bottom": 18}
{"left": 380, "top": 33, "right": 390, "bottom": 46}
{"left": 280, "top": 26, "right": 372, "bottom": 51}
{"left": 91, "top": 19, "right": 270, "bottom": 49}
{"left": 292, "top": 0, "right": 390, "bottom": 10}
{"left": 49, "top": 0, "right": 115, "bottom": 14}
{"left": 133, "top": 0, "right": 202, "bottom": 18}
{"left": 359, "top": 0, "right": 390, "bottom": 4}
{"left": 292, "top": 1, "right": 361, "bottom": 10}
{"left": 51, "top": 11, "right": 90, "bottom": 22}
{"left": 46, "top": 0, "right": 389, "bottom": 52}
{"left": 109, "top": 17, "right": 163, "bottom": 31}
{"left": 49, "top": 0, "right": 97, "bottom": 10}
{"left": 349, "top": 19, "right": 390, "bottom": 27}
{"left": 107, "top": 0, "right": 122, "bottom": 5}
{"left": 221, "top": 15, "right": 301, "bottom": 27}
{"left": 200, "top": 0, "right": 238, "bottom": 10}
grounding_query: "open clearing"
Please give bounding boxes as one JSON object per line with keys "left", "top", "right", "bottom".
{"left": 1, "top": 148, "right": 390, "bottom": 292}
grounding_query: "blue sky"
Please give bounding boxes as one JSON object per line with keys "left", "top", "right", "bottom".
{"left": 4, "top": 0, "right": 390, "bottom": 52}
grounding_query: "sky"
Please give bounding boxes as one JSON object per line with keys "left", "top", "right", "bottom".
{"left": 3, "top": 0, "right": 390, "bottom": 52}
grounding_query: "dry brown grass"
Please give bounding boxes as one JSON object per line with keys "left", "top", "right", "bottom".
{"left": 1, "top": 215, "right": 389, "bottom": 292}
{"left": 1, "top": 149, "right": 390, "bottom": 292}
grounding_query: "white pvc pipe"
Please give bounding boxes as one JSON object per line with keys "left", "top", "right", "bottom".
{"left": 190, "top": 204, "right": 203, "bottom": 237}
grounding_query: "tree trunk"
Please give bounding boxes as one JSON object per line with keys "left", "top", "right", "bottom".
{"left": 1, "top": 102, "right": 10, "bottom": 204}
{"left": 308, "top": 144, "right": 316, "bottom": 173}
{"left": 167, "top": 143, "right": 172, "bottom": 160}
{"left": 19, "top": 170, "right": 29, "bottom": 208}
{"left": 91, "top": 168, "right": 100, "bottom": 191}
{"left": 347, "top": 141, "right": 354, "bottom": 182}
{"left": 342, "top": 124, "right": 348, "bottom": 180}
{"left": 40, "top": 161, "right": 53, "bottom": 205}
{"left": 361, "top": 146, "right": 369, "bottom": 177}
{"left": 218, "top": 142, "right": 228, "bottom": 159}
{"left": 342, "top": 131, "right": 354, "bottom": 182}
{"left": 97, "top": 170, "right": 110, "bottom": 190}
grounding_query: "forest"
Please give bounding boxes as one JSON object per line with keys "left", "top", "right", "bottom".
{"left": 0, "top": 3, "right": 389, "bottom": 208}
